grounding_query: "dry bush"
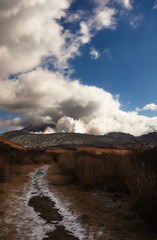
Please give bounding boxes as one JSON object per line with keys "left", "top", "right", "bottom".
{"left": 0, "top": 156, "right": 23, "bottom": 183}
{"left": 0, "top": 157, "right": 10, "bottom": 183}
{"left": 49, "top": 152, "right": 58, "bottom": 162}
{"left": 58, "top": 152, "right": 76, "bottom": 181}
{"left": 123, "top": 148, "right": 157, "bottom": 231}
{"left": 58, "top": 151, "right": 129, "bottom": 192}
{"left": 57, "top": 147, "right": 157, "bottom": 231}
{"left": 0, "top": 147, "right": 53, "bottom": 184}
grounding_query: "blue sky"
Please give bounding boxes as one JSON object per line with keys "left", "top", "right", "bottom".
{"left": 0, "top": 0, "right": 157, "bottom": 135}
{"left": 70, "top": 0, "right": 157, "bottom": 114}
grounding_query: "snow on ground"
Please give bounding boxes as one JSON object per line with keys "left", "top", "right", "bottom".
{"left": 4, "top": 166, "right": 88, "bottom": 240}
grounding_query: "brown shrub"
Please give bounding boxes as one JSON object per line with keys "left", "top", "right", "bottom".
{"left": 0, "top": 146, "right": 53, "bottom": 184}
{"left": 0, "top": 157, "right": 10, "bottom": 183}
{"left": 124, "top": 149, "right": 157, "bottom": 231}
{"left": 58, "top": 151, "right": 129, "bottom": 192}
{"left": 57, "top": 147, "right": 157, "bottom": 231}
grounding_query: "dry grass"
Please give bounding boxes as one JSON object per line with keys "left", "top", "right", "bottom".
{"left": 56, "top": 147, "right": 157, "bottom": 231}
{"left": 0, "top": 137, "right": 54, "bottom": 184}
{"left": 0, "top": 136, "right": 26, "bottom": 151}
{"left": 76, "top": 146, "right": 129, "bottom": 155}
{"left": 47, "top": 162, "right": 157, "bottom": 240}
{"left": 123, "top": 148, "right": 157, "bottom": 231}
{"left": 57, "top": 151, "right": 129, "bottom": 192}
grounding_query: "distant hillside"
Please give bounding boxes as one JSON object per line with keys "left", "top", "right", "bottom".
{"left": 1, "top": 128, "right": 141, "bottom": 148}
{"left": 0, "top": 137, "right": 53, "bottom": 183}
{"left": 1, "top": 125, "right": 157, "bottom": 148}
{"left": 0, "top": 136, "right": 29, "bottom": 167}
{"left": 0, "top": 136, "right": 26, "bottom": 151}
{"left": 140, "top": 132, "right": 157, "bottom": 144}
{"left": 0, "top": 135, "right": 54, "bottom": 167}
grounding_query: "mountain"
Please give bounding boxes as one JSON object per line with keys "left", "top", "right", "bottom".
{"left": 106, "top": 132, "right": 136, "bottom": 142}
{"left": 140, "top": 132, "right": 157, "bottom": 145}
{"left": 1, "top": 125, "right": 157, "bottom": 148}
{"left": 0, "top": 127, "right": 140, "bottom": 148}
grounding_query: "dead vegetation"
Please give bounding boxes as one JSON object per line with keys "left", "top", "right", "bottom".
{"left": 54, "top": 147, "right": 157, "bottom": 232}
{"left": 0, "top": 137, "right": 57, "bottom": 184}
{"left": 57, "top": 151, "right": 129, "bottom": 192}
{"left": 47, "top": 161, "right": 156, "bottom": 240}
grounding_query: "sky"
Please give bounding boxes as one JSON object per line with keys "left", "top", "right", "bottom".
{"left": 0, "top": 0, "right": 157, "bottom": 136}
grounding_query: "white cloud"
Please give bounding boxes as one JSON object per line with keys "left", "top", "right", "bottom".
{"left": 0, "top": 0, "right": 129, "bottom": 79}
{"left": 136, "top": 107, "right": 140, "bottom": 112}
{"left": 0, "top": 0, "right": 73, "bottom": 78}
{"left": 94, "top": 7, "right": 116, "bottom": 30}
{"left": 136, "top": 103, "right": 157, "bottom": 112}
{"left": 0, "top": 0, "right": 135, "bottom": 79}
{"left": 76, "top": 0, "right": 133, "bottom": 54}
{"left": 115, "top": 0, "right": 132, "bottom": 10}
{"left": 94, "top": 0, "right": 132, "bottom": 10}
{"left": 77, "top": 5, "right": 116, "bottom": 49}
{"left": 56, "top": 116, "right": 86, "bottom": 133}
{"left": 143, "top": 103, "right": 157, "bottom": 111}
{"left": 90, "top": 47, "right": 100, "bottom": 59}
{"left": 1, "top": 68, "right": 157, "bottom": 136}
{"left": 32, "top": 127, "right": 56, "bottom": 134}
{"left": 0, "top": 117, "right": 22, "bottom": 131}
{"left": 65, "top": 10, "right": 85, "bottom": 23}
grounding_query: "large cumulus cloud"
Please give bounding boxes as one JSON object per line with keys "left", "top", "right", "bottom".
{"left": 0, "top": 0, "right": 72, "bottom": 77}
{"left": 1, "top": 68, "right": 157, "bottom": 136}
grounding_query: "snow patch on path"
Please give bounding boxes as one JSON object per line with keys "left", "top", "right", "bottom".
{"left": 5, "top": 165, "right": 88, "bottom": 240}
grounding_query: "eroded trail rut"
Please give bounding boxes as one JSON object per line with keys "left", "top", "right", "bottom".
{"left": 28, "top": 166, "right": 81, "bottom": 240}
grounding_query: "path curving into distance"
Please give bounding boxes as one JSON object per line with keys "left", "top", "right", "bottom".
{"left": 5, "top": 166, "right": 87, "bottom": 240}
{"left": 28, "top": 166, "right": 81, "bottom": 239}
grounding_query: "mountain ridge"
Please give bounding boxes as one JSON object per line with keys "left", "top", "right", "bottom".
{"left": 2, "top": 126, "right": 156, "bottom": 148}
{"left": 1, "top": 125, "right": 157, "bottom": 148}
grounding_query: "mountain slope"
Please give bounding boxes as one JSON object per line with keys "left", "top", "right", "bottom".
{"left": 0, "top": 136, "right": 26, "bottom": 151}
{"left": 1, "top": 129, "right": 139, "bottom": 148}
{"left": 1, "top": 125, "right": 157, "bottom": 148}
{"left": 140, "top": 132, "right": 157, "bottom": 144}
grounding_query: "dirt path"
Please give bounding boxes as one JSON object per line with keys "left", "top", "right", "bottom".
{"left": 1, "top": 165, "right": 86, "bottom": 240}
{"left": 28, "top": 166, "right": 80, "bottom": 239}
